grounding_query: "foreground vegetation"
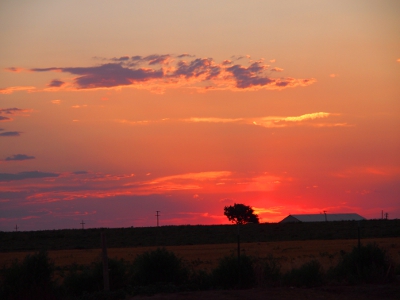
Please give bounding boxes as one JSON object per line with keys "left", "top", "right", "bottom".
{"left": 0, "top": 243, "right": 398, "bottom": 300}
{"left": 1, "top": 220, "right": 399, "bottom": 299}
{"left": 1, "top": 219, "right": 399, "bottom": 252}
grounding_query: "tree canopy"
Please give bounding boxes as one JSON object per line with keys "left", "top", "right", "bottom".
{"left": 224, "top": 203, "right": 259, "bottom": 225}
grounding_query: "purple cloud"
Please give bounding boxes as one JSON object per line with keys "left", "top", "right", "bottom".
{"left": 173, "top": 58, "right": 221, "bottom": 80}
{"left": 26, "top": 54, "right": 316, "bottom": 91}
{"left": 0, "top": 171, "right": 59, "bottom": 181}
{"left": 143, "top": 54, "right": 171, "bottom": 65}
{"left": 111, "top": 56, "right": 131, "bottom": 62}
{"left": 32, "top": 63, "right": 164, "bottom": 89}
{"left": 226, "top": 62, "right": 273, "bottom": 88}
{"left": 5, "top": 154, "right": 35, "bottom": 161}
{"left": 48, "top": 79, "right": 65, "bottom": 87}
{"left": 0, "top": 116, "right": 11, "bottom": 121}
{"left": 0, "top": 108, "right": 25, "bottom": 115}
{"left": 0, "top": 131, "right": 22, "bottom": 137}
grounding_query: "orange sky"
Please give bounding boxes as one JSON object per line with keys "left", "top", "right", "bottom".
{"left": 1, "top": 1, "right": 399, "bottom": 230}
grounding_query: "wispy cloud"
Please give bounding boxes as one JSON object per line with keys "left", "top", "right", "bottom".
{"left": 0, "top": 116, "right": 11, "bottom": 122}
{"left": 0, "top": 131, "right": 22, "bottom": 137}
{"left": 4, "top": 67, "right": 24, "bottom": 73}
{"left": 0, "top": 86, "right": 36, "bottom": 94}
{"left": 7, "top": 54, "right": 315, "bottom": 93}
{"left": 4, "top": 154, "right": 35, "bottom": 161}
{"left": 0, "top": 171, "right": 59, "bottom": 181}
{"left": 0, "top": 170, "right": 282, "bottom": 205}
{"left": 185, "top": 117, "right": 243, "bottom": 123}
{"left": 0, "top": 108, "right": 31, "bottom": 119}
{"left": 117, "top": 112, "right": 347, "bottom": 128}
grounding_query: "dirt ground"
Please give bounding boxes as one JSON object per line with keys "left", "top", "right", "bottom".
{"left": 130, "top": 284, "right": 400, "bottom": 300}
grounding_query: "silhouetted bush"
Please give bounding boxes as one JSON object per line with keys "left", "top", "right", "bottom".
{"left": 283, "top": 259, "right": 324, "bottom": 287}
{"left": 62, "top": 258, "right": 128, "bottom": 297}
{"left": 61, "top": 264, "right": 102, "bottom": 297}
{"left": 331, "top": 243, "right": 395, "bottom": 284}
{"left": 262, "top": 254, "right": 282, "bottom": 285}
{"left": 0, "top": 250, "right": 56, "bottom": 300}
{"left": 189, "top": 270, "right": 213, "bottom": 290}
{"left": 129, "top": 248, "right": 189, "bottom": 286}
{"left": 212, "top": 254, "right": 255, "bottom": 289}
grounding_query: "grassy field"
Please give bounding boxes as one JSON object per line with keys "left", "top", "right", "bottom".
{"left": 2, "top": 237, "right": 399, "bottom": 273}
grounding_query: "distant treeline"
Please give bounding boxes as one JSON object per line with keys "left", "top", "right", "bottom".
{"left": 1, "top": 219, "right": 399, "bottom": 252}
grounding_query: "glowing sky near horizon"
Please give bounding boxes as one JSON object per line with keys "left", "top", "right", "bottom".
{"left": 0, "top": 0, "right": 399, "bottom": 231}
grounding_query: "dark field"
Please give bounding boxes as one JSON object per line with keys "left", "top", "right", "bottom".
{"left": 1, "top": 219, "right": 399, "bottom": 252}
{"left": 1, "top": 220, "right": 399, "bottom": 300}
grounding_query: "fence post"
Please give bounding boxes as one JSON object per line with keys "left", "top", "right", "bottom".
{"left": 101, "top": 232, "right": 110, "bottom": 291}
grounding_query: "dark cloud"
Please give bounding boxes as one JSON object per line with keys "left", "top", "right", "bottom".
{"left": 0, "top": 131, "right": 22, "bottom": 137}
{"left": 143, "top": 54, "right": 171, "bottom": 65}
{"left": 27, "top": 54, "right": 315, "bottom": 91}
{"left": 177, "top": 53, "right": 195, "bottom": 58}
{"left": 73, "top": 171, "right": 88, "bottom": 175}
{"left": 0, "top": 108, "right": 25, "bottom": 115}
{"left": 5, "top": 154, "right": 35, "bottom": 161}
{"left": 0, "top": 116, "right": 11, "bottom": 121}
{"left": 32, "top": 63, "right": 164, "bottom": 89}
{"left": 226, "top": 62, "right": 273, "bottom": 88}
{"left": 0, "top": 171, "right": 59, "bottom": 181}
{"left": 173, "top": 58, "right": 220, "bottom": 80}
{"left": 111, "top": 56, "right": 130, "bottom": 61}
{"left": 47, "top": 79, "right": 65, "bottom": 87}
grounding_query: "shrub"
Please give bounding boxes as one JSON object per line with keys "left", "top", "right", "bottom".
{"left": 0, "top": 250, "right": 56, "bottom": 300}
{"left": 62, "top": 258, "right": 128, "bottom": 297}
{"left": 212, "top": 254, "right": 255, "bottom": 289}
{"left": 187, "top": 269, "right": 213, "bottom": 291}
{"left": 61, "top": 264, "right": 102, "bottom": 297}
{"left": 283, "top": 259, "right": 324, "bottom": 287}
{"left": 263, "top": 254, "right": 281, "bottom": 285}
{"left": 129, "top": 248, "right": 189, "bottom": 286}
{"left": 331, "top": 243, "right": 395, "bottom": 284}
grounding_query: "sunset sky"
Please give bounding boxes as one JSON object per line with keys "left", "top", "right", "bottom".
{"left": 1, "top": 1, "right": 399, "bottom": 231}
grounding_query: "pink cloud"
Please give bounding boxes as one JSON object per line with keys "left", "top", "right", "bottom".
{"left": 0, "top": 86, "right": 36, "bottom": 94}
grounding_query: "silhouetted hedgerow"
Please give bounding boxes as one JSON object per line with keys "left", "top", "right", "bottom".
{"left": 0, "top": 250, "right": 56, "bottom": 300}
{"left": 212, "top": 254, "right": 255, "bottom": 289}
{"left": 129, "top": 247, "right": 189, "bottom": 286}
{"left": 282, "top": 259, "right": 324, "bottom": 287}
{"left": 330, "top": 243, "right": 395, "bottom": 284}
{"left": 61, "top": 258, "right": 128, "bottom": 298}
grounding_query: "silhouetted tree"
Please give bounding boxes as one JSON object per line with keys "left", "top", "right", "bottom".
{"left": 224, "top": 203, "right": 259, "bottom": 225}
{"left": 224, "top": 203, "right": 259, "bottom": 287}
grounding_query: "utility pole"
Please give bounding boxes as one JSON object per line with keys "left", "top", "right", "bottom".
{"left": 80, "top": 220, "right": 85, "bottom": 229}
{"left": 15, "top": 224, "right": 19, "bottom": 232}
{"left": 323, "top": 211, "right": 327, "bottom": 222}
{"left": 155, "top": 211, "right": 160, "bottom": 227}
